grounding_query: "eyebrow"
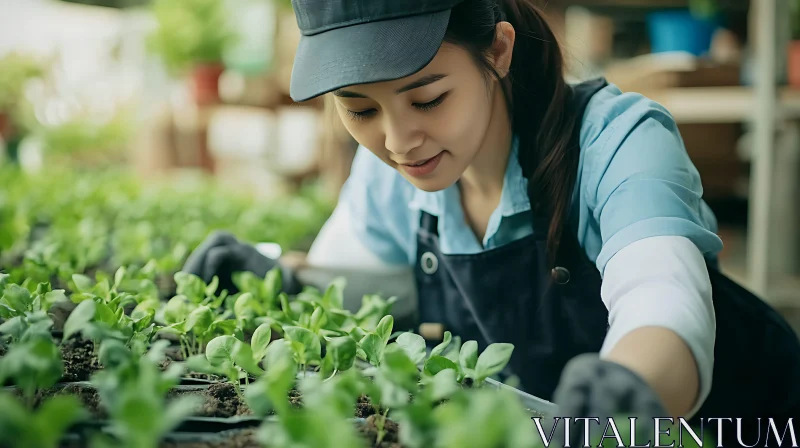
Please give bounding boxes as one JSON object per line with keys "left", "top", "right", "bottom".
{"left": 332, "top": 74, "right": 447, "bottom": 98}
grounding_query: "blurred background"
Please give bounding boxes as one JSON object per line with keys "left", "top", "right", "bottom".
{"left": 0, "top": 0, "right": 799, "bottom": 328}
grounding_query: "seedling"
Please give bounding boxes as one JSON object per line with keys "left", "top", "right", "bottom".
{"left": 185, "top": 322, "right": 273, "bottom": 396}
{"left": 421, "top": 332, "right": 514, "bottom": 387}
{"left": 158, "top": 302, "right": 239, "bottom": 359}
{"left": 0, "top": 330, "right": 63, "bottom": 407}
{"left": 355, "top": 314, "right": 394, "bottom": 367}
{"left": 0, "top": 392, "right": 88, "bottom": 448}
{"left": 90, "top": 339, "right": 201, "bottom": 448}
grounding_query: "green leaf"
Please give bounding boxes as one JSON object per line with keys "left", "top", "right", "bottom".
{"left": 396, "top": 332, "right": 426, "bottom": 365}
{"left": 94, "top": 302, "right": 118, "bottom": 326}
{"left": 375, "top": 315, "right": 394, "bottom": 345}
{"left": 430, "top": 331, "right": 452, "bottom": 358}
{"left": 234, "top": 293, "right": 262, "bottom": 321}
{"left": 250, "top": 323, "right": 272, "bottom": 361}
{"left": 97, "top": 339, "right": 132, "bottom": 369}
{"left": 113, "top": 266, "right": 126, "bottom": 290}
{"left": 0, "top": 316, "right": 24, "bottom": 340}
{"left": 162, "top": 395, "right": 203, "bottom": 435}
{"left": 174, "top": 272, "right": 207, "bottom": 304}
{"left": 327, "top": 336, "right": 357, "bottom": 371}
{"left": 427, "top": 368, "right": 460, "bottom": 402}
{"left": 35, "top": 395, "right": 89, "bottom": 448}
{"left": 381, "top": 344, "right": 420, "bottom": 391}
{"left": 350, "top": 326, "right": 366, "bottom": 342}
{"left": 133, "top": 309, "right": 155, "bottom": 333}
{"left": 185, "top": 306, "right": 214, "bottom": 334}
{"left": 261, "top": 339, "right": 297, "bottom": 415}
{"left": 424, "top": 355, "right": 459, "bottom": 377}
{"left": 279, "top": 294, "right": 294, "bottom": 322}
{"left": 163, "top": 295, "right": 191, "bottom": 324}
{"left": 3, "top": 284, "right": 33, "bottom": 314}
{"left": 205, "top": 275, "right": 219, "bottom": 297}
{"left": 42, "top": 290, "right": 67, "bottom": 311}
{"left": 284, "top": 326, "right": 321, "bottom": 364}
{"left": 206, "top": 335, "right": 236, "bottom": 367}
{"left": 459, "top": 340, "right": 478, "bottom": 372}
{"left": 359, "top": 333, "right": 384, "bottom": 366}
{"left": 309, "top": 306, "right": 326, "bottom": 333}
{"left": 263, "top": 267, "right": 282, "bottom": 305}
{"left": 474, "top": 343, "right": 514, "bottom": 381}
{"left": 63, "top": 299, "right": 96, "bottom": 341}
{"left": 71, "top": 274, "right": 93, "bottom": 293}
{"left": 322, "top": 277, "right": 346, "bottom": 309}
{"left": 232, "top": 340, "right": 264, "bottom": 375}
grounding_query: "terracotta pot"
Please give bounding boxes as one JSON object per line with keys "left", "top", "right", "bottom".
{"left": 191, "top": 63, "right": 225, "bottom": 105}
{"left": 789, "top": 41, "right": 800, "bottom": 88}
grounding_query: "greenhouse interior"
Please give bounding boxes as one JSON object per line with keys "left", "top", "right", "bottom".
{"left": 1, "top": 0, "right": 800, "bottom": 447}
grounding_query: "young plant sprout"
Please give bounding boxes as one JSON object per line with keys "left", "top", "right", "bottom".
{"left": 90, "top": 340, "right": 201, "bottom": 448}
{"left": 0, "top": 392, "right": 88, "bottom": 448}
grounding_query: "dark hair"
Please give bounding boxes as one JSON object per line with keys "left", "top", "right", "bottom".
{"left": 443, "top": 0, "right": 578, "bottom": 267}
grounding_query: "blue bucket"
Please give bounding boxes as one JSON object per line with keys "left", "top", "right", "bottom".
{"left": 647, "top": 9, "right": 720, "bottom": 56}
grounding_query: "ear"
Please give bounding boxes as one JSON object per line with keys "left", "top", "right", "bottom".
{"left": 490, "top": 22, "right": 515, "bottom": 78}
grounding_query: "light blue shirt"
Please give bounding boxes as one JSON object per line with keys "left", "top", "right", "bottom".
{"left": 337, "top": 82, "right": 723, "bottom": 276}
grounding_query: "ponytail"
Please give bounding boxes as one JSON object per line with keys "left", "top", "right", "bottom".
{"left": 445, "top": 0, "right": 578, "bottom": 266}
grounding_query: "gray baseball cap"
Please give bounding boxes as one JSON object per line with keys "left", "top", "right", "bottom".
{"left": 289, "top": 0, "right": 465, "bottom": 102}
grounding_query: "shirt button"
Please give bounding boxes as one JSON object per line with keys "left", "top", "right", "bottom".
{"left": 551, "top": 266, "right": 570, "bottom": 285}
{"left": 421, "top": 252, "right": 438, "bottom": 274}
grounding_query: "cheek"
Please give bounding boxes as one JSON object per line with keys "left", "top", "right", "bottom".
{"left": 336, "top": 112, "right": 388, "bottom": 158}
{"left": 426, "top": 92, "right": 492, "bottom": 154}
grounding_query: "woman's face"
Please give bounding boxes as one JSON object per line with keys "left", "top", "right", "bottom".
{"left": 331, "top": 43, "right": 500, "bottom": 192}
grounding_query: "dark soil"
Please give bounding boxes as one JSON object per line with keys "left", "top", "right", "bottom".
{"left": 355, "top": 394, "right": 379, "bottom": 418}
{"left": 357, "top": 414, "right": 403, "bottom": 448}
{"left": 158, "top": 429, "right": 262, "bottom": 448}
{"left": 23, "top": 383, "right": 106, "bottom": 418}
{"left": 288, "top": 388, "right": 302, "bottom": 409}
{"left": 60, "top": 338, "right": 102, "bottom": 382}
{"left": 168, "top": 383, "right": 252, "bottom": 418}
{"left": 160, "top": 356, "right": 225, "bottom": 383}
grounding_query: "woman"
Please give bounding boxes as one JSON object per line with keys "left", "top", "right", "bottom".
{"left": 185, "top": 0, "right": 800, "bottom": 443}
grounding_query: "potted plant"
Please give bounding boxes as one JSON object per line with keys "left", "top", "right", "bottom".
{"left": 146, "top": 0, "right": 238, "bottom": 105}
{"left": 647, "top": 0, "right": 721, "bottom": 57}
{"left": 0, "top": 53, "right": 46, "bottom": 163}
{"left": 789, "top": 0, "right": 800, "bottom": 88}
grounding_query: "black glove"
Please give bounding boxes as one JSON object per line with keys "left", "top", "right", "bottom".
{"left": 182, "top": 231, "right": 299, "bottom": 296}
{"left": 550, "top": 353, "right": 669, "bottom": 447}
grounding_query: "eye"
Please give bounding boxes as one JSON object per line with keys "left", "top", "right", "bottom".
{"left": 413, "top": 92, "right": 449, "bottom": 111}
{"left": 345, "top": 108, "right": 377, "bottom": 122}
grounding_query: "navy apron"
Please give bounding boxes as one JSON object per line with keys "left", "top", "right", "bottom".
{"left": 413, "top": 78, "right": 800, "bottom": 446}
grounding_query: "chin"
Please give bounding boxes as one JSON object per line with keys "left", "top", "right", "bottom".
{"left": 402, "top": 174, "right": 457, "bottom": 193}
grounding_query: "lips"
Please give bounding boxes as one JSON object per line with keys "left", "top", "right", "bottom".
{"left": 404, "top": 157, "right": 434, "bottom": 167}
{"left": 398, "top": 151, "right": 444, "bottom": 178}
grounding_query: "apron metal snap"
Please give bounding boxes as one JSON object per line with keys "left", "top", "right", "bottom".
{"left": 421, "top": 252, "right": 438, "bottom": 274}
{"left": 552, "top": 266, "right": 570, "bottom": 285}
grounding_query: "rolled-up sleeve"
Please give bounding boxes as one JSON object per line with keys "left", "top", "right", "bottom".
{"left": 581, "top": 93, "right": 723, "bottom": 274}
{"left": 580, "top": 88, "right": 722, "bottom": 418}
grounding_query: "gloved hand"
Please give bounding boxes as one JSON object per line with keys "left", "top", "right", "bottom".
{"left": 550, "top": 353, "right": 669, "bottom": 446}
{"left": 182, "top": 231, "right": 299, "bottom": 296}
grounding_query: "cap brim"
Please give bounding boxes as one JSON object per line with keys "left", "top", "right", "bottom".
{"left": 289, "top": 9, "right": 451, "bottom": 102}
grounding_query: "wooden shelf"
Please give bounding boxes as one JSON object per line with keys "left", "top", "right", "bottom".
{"left": 642, "top": 86, "right": 800, "bottom": 124}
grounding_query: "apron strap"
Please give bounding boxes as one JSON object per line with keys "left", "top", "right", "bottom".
{"left": 528, "top": 77, "right": 610, "bottom": 272}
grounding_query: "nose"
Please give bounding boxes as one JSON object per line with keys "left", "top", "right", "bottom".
{"left": 383, "top": 114, "right": 424, "bottom": 156}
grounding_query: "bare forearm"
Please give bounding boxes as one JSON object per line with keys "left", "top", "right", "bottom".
{"left": 604, "top": 326, "right": 699, "bottom": 417}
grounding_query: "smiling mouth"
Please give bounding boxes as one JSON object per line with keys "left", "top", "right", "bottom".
{"left": 401, "top": 155, "right": 438, "bottom": 166}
